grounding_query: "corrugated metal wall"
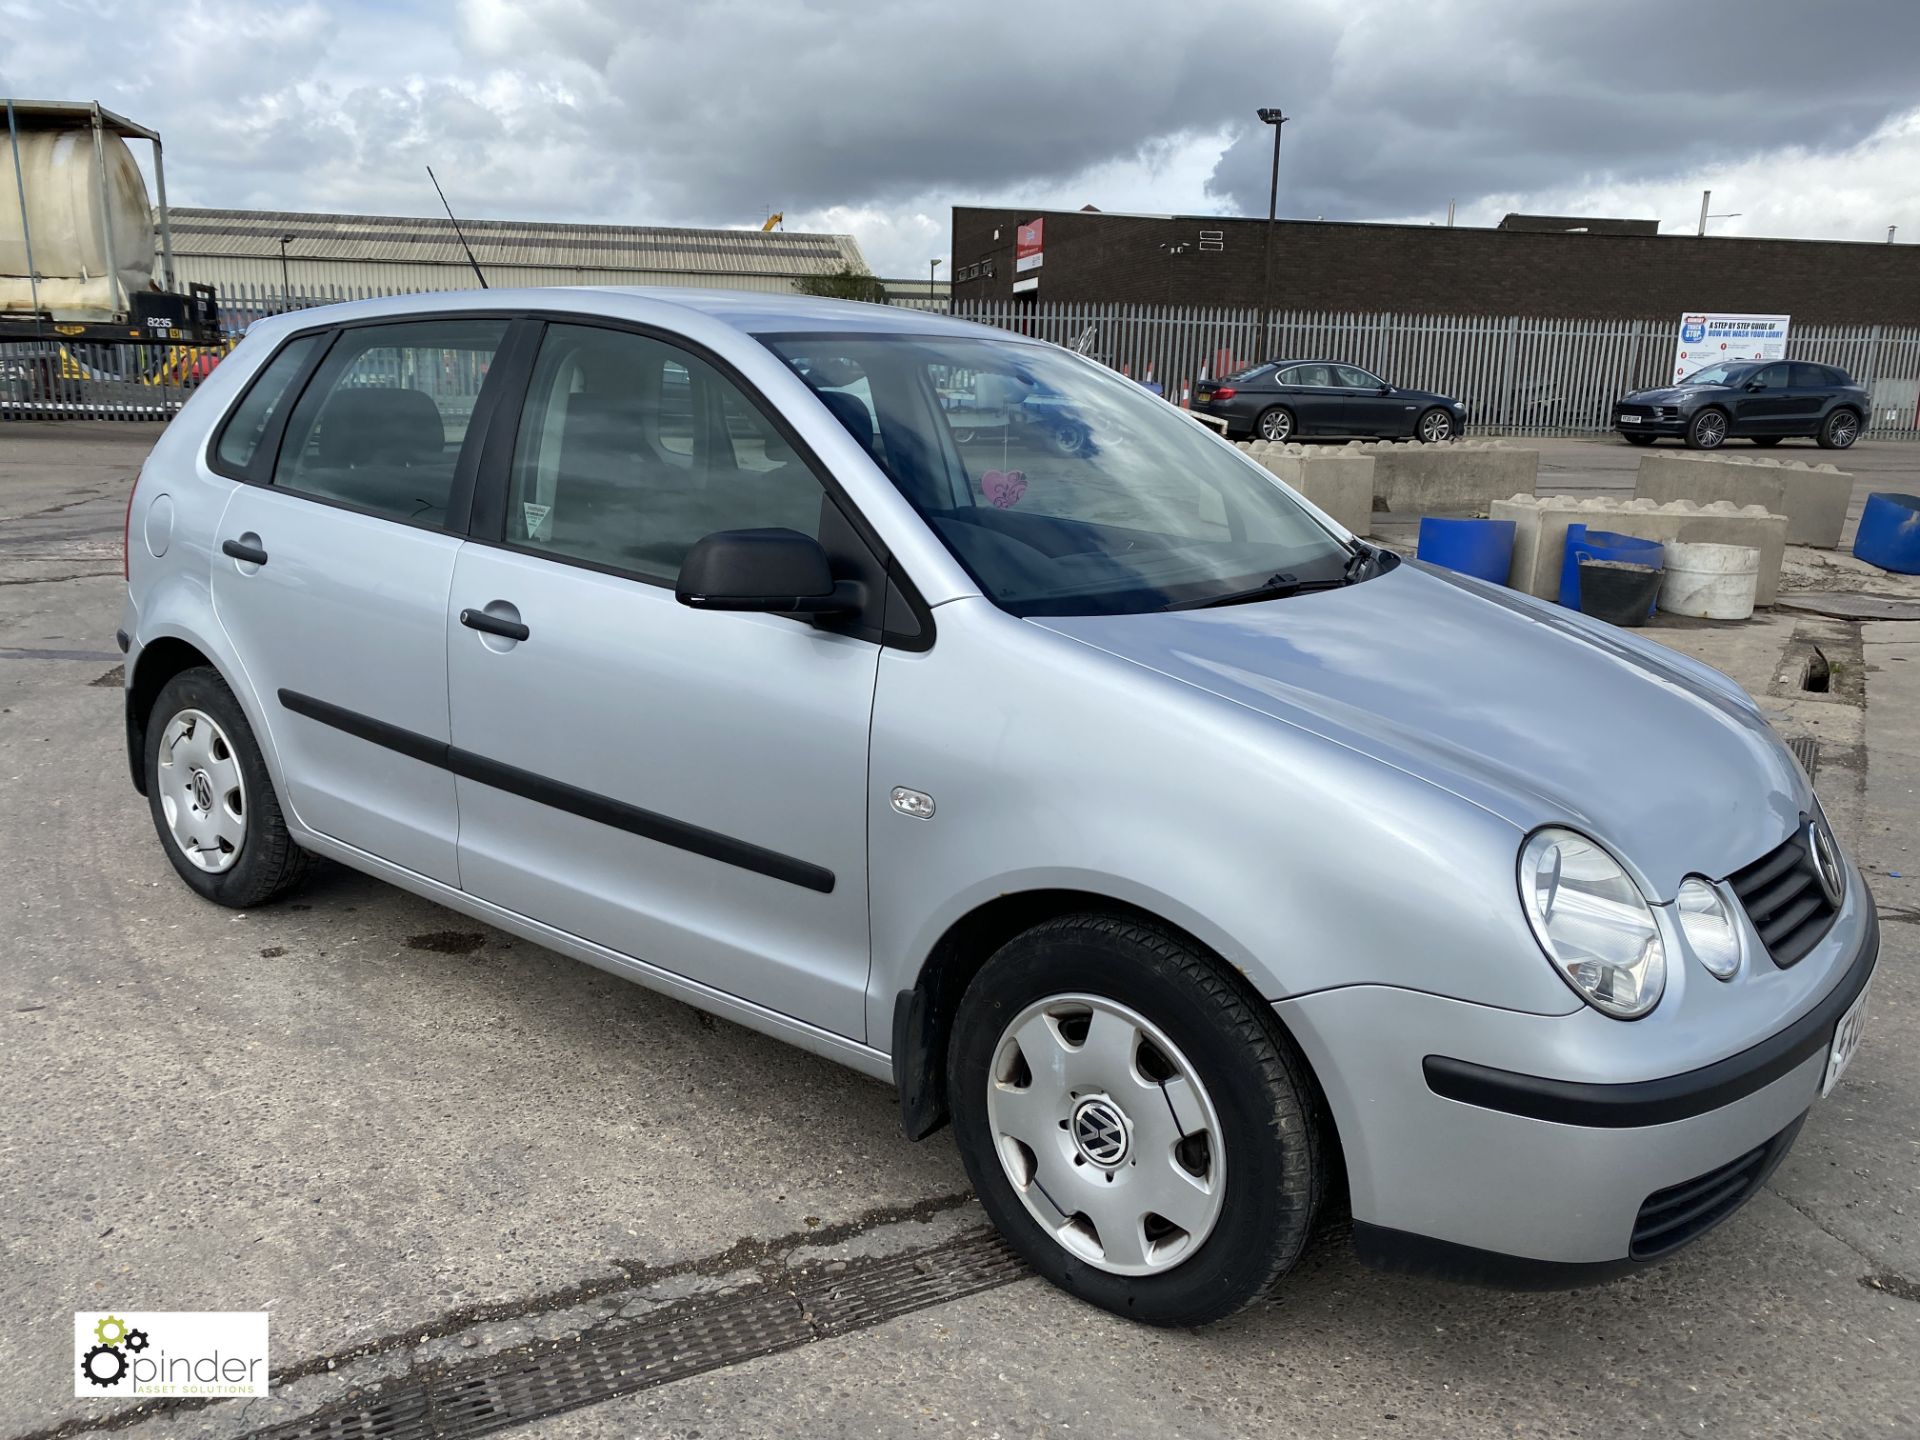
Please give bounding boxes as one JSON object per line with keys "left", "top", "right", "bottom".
{"left": 951, "top": 301, "right": 1920, "bottom": 439}
{"left": 173, "top": 257, "right": 806, "bottom": 303}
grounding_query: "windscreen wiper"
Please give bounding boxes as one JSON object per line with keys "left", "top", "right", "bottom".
{"left": 1193, "top": 572, "right": 1344, "bottom": 608}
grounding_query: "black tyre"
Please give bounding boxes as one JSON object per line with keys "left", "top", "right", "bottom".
{"left": 145, "top": 666, "right": 314, "bottom": 908}
{"left": 1255, "top": 406, "right": 1295, "bottom": 443}
{"left": 1684, "top": 408, "right": 1729, "bottom": 449}
{"left": 1818, "top": 408, "right": 1861, "bottom": 450}
{"left": 948, "top": 913, "right": 1326, "bottom": 1326}
{"left": 1622, "top": 433, "right": 1657, "bottom": 446}
{"left": 1750, "top": 436, "right": 1783, "bottom": 447}
{"left": 1414, "top": 407, "right": 1454, "bottom": 443}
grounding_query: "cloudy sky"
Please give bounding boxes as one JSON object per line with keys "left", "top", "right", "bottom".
{"left": 6, "top": 0, "right": 1919, "bottom": 278}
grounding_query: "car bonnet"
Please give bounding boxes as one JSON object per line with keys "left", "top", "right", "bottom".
{"left": 1031, "top": 561, "right": 1809, "bottom": 900}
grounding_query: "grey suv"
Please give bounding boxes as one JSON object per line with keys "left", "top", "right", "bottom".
{"left": 122, "top": 290, "right": 1877, "bottom": 1325}
{"left": 1614, "top": 360, "right": 1868, "bottom": 449}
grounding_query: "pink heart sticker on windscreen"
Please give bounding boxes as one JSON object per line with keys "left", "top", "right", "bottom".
{"left": 982, "top": 470, "right": 1027, "bottom": 509}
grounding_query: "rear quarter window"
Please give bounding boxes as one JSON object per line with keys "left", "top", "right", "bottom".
{"left": 212, "top": 334, "right": 322, "bottom": 474}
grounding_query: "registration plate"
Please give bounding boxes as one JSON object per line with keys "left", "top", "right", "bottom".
{"left": 1822, "top": 982, "right": 1871, "bottom": 1097}
{"left": 1619, "top": 414, "right": 1642, "bottom": 424}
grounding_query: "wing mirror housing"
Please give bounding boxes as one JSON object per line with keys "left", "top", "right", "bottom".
{"left": 1745, "top": 380, "right": 1766, "bottom": 391}
{"left": 675, "top": 528, "right": 864, "bottom": 616}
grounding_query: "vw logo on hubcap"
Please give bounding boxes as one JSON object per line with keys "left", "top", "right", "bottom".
{"left": 1070, "top": 1097, "right": 1130, "bottom": 1168}
{"left": 191, "top": 769, "right": 214, "bottom": 812}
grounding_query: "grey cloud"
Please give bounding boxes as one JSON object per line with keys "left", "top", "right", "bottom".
{"left": 1205, "top": 0, "right": 1920, "bottom": 223}
{"left": 6, "top": 0, "right": 1918, "bottom": 250}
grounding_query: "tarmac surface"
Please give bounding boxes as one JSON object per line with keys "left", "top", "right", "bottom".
{"left": 2, "top": 422, "right": 1917, "bottom": 1439}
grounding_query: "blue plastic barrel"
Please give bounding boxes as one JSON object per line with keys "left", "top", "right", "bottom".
{"left": 1417, "top": 517, "right": 1517, "bottom": 584}
{"left": 1852, "top": 493, "right": 1920, "bottom": 575}
{"left": 1558, "top": 525, "right": 1664, "bottom": 609}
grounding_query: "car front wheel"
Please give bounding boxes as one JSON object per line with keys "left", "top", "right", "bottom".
{"left": 1819, "top": 409, "right": 1861, "bottom": 449}
{"left": 948, "top": 913, "right": 1326, "bottom": 1326}
{"left": 1415, "top": 407, "right": 1454, "bottom": 443}
{"left": 1685, "top": 409, "right": 1729, "bottom": 449}
{"left": 145, "top": 666, "right": 314, "bottom": 908}
{"left": 1255, "top": 406, "right": 1295, "bottom": 442}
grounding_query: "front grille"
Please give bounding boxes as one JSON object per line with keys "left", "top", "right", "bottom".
{"left": 1631, "top": 1116, "right": 1804, "bottom": 1259}
{"left": 1616, "top": 403, "right": 1655, "bottom": 419}
{"left": 1726, "top": 825, "right": 1839, "bottom": 967}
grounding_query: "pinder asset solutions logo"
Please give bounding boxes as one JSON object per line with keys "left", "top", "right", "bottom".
{"left": 75, "top": 1312, "right": 269, "bottom": 1399}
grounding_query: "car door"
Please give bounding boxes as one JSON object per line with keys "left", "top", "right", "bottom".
{"left": 209, "top": 316, "right": 515, "bottom": 886}
{"left": 1332, "top": 365, "right": 1405, "bottom": 434}
{"left": 1730, "top": 363, "right": 1792, "bottom": 435}
{"left": 1789, "top": 363, "right": 1838, "bottom": 434}
{"left": 1277, "top": 363, "right": 1351, "bottom": 434}
{"left": 445, "top": 320, "right": 882, "bottom": 1038}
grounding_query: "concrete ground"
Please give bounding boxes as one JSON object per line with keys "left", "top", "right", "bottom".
{"left": 2, "top": 422, "right": 1917, "bottom": 1440}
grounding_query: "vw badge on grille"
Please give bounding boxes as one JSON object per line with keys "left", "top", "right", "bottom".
{"left": 1808, "top": 817, "right": 1845, "bottom": 908}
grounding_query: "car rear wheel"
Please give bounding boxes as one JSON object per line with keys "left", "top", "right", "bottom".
{"left": 948, "top": 913, "right": 1326, "bottom": 1326}
{"left": 1415, "top": 407, "right": 1454, "bottom": 443}
{"left": 1818, "top": 409, "right": 1861, "bottom": 449}
{"left": 145, "top": 667, "right": 314, "bottom": 908}
{"left": 1623, "top": 433, "right": 1657, "bottom": 446}
{"left": 1685, "top": 409, "right": 1729, "bottom": 450}
{"left": 1255, "top": 406, "right": 1295, "bottom": 443}
{"left": 1750, "top": 436, "right": 1783, "bottom": 447}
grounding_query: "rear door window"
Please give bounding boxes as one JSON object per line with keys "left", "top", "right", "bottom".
{"left": 1281, "top": 364, "right": 1332, "bottom": 387}
{"left": 271, "top": 319, "right": 508, "bottom": 527}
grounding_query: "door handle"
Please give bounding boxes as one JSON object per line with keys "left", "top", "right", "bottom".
{"left": 221, "top": 538, "right": 269, "bottom": 565}
{"left": 460, "top": 608, "right": 530, "bottom": 642}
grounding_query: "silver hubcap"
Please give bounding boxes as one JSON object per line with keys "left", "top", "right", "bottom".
{"left": 1260, "top": 410, "right": 1291, "bottom": 441}
{"left": 157, "top": 708, "right": 247, "bottom": 873}
{"left": 1830, "top": 413, "right": 1858, "bottom": 446}
{"left": 1696, "top": 413, "right": 1726, "bottom": 447}
{"left": 986, "top": 994, "right": 1226, "bottom": 1276}
{"left": 1420, "top": 411, "right": 1451, "bottom": 442}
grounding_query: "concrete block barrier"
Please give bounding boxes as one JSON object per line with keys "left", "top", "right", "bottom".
{"left": 1634, "top": 453, "right": 1851, "bottom": 549}
{"left": 1493, "top": 494, "right": 1789, "bottom": 607}
{"left": 1242, "top": 441, "right": 1375, "bottom": 535}
{"left": 1345, "top": 438, "right": 1539, "bottom": 515}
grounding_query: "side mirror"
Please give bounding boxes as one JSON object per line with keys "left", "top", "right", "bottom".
{"left": 1376, "top": 384, "right": 1392, "bottom": 395}
{"left": 675, "top": 528, "right": 863, "bottom": 616}
{"left": 1745, "top": 380, "right": 1765, "bottom": 391}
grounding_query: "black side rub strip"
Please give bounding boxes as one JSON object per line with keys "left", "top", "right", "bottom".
{"left": 277, "top": 689, "right": 835, "bottom": 894}
{"left": 1424, "top": 903, "right": 1877, "bottom": 1128}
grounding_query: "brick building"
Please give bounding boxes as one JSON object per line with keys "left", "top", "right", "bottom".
{"left": 949, "top": 206, "right": 1920, "bottom": 324}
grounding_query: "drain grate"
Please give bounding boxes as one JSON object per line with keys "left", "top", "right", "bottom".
{"left": 1788, "top": 736, "right": 1820, "bottom": 783}
{"left": 244, "top": 1230, "right": 1026, "bottom": 1440}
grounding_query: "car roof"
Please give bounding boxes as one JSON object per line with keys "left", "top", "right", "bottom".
{"left": 1265, "top": 358, "right": 1371, "bottom": 368}
{"left": 238, "top": 285, "right": 1001, "bottom": 342}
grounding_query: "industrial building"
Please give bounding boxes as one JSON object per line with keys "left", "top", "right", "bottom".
{"left": 164, "top": 207, "right": 875, "bottom": 315}
{"left": 950, "top": 205, "right": 1920, "bottom": 325}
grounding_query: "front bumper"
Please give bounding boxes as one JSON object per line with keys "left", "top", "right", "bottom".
{"left": 1614, "top": 408, "right": 1688, "bottom": 437}
{"left": 1277, "top": 890, "right": 1878, "bottom": 1287}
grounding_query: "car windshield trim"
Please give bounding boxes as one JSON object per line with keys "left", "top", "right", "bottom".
{"left": 756, "top": 330, "right": 1355, "bottom": 618}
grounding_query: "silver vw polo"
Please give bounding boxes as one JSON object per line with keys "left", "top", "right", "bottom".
{"left": 120, "top": 289, "right": 1878, "bottom": 1325}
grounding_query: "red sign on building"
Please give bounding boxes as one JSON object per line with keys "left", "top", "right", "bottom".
{"left": 1015, "top": 219, "right": 1045, "bottom": 273}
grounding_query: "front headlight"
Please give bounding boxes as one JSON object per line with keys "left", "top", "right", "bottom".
{"left": 1518, "top": 828, "right": 1666, "bottom": 1018}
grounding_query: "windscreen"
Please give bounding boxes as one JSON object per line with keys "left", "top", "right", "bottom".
{"left": 761, "top": 333, "right": 1350, "bottom": 616}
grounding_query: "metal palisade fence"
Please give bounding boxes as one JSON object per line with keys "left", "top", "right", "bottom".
{"left": 951, "top": 301, "right": 1920, "bottom": 440}
{"left": 8, "top": 283, "right": 1920, "bottom": 436}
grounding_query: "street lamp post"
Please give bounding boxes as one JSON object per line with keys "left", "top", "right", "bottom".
{"left": 1257, "top": 106, "right": 1289, "bottom": 359}
{"left": 278, "top": 234, "right": 295, "bottom": 312}
{"left": 930, "top": 257, "right": 943, "bottom": 311}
